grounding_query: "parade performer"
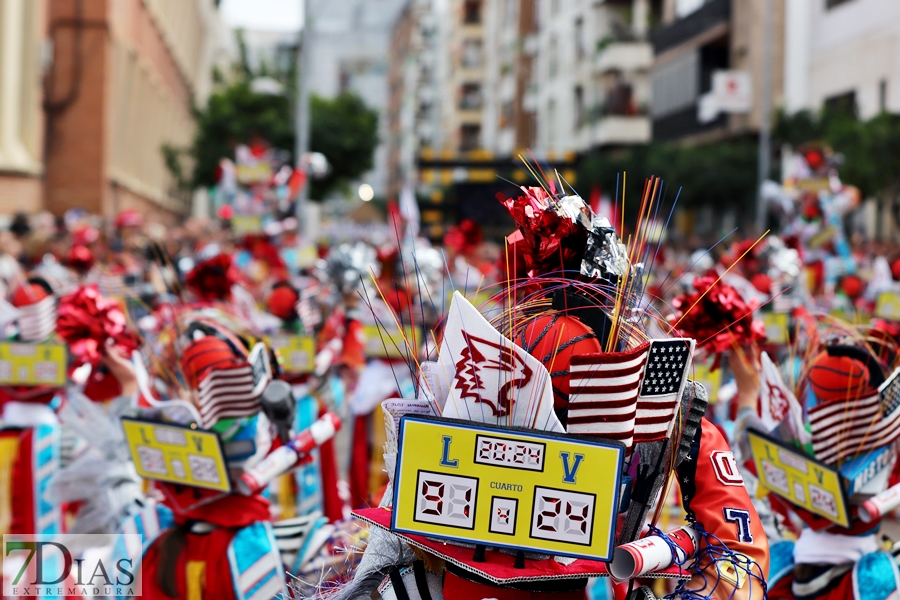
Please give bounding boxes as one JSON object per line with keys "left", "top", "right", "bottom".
{"left": 321, "top": 172, "right": 768, "bottom": 600}
{"left": 115, "top": 307, "right": 341, "bottom": 599}
{"left": 0, "top": 277, "right": 65, "bottom": 540}
{"left": 728, "top": 313, "right": 900, "bottom": 600}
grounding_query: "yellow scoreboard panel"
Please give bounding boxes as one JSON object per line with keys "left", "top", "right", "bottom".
{"left": 122, "top": 418, "right": 231, "bottom": 493}
{"left": 747, "top": 429, "right": 849, "bottom": 527}
{"left": 266, "top": 334, "right": 316, "bottom": 374}
{"left": 363, "top": 325, "right": 419, "bottom": 358}
{"left": 392, "top": 416, "right": 624, "bottom": 561}
{"left": 0, "top": 342, "right": 67, "bottom": 387}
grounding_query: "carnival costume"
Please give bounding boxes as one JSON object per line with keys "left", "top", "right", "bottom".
{"left": 323, "top": 177, "right": 768, "bottom": 600}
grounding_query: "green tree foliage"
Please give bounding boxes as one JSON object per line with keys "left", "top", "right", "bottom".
{"left": 309, "top": 93, "right": 379, "bottom": 199}
{"left": 190, "top": 80, "right": 295, "bottom": 188}
{"left": 172, "top": 30, "right": 379, "bottom": 200}
{"left": 576, "top": 137, "right": 759, "bottom": 212}
{"left": 774, "top": 109, "right": 900, "bottom": 200}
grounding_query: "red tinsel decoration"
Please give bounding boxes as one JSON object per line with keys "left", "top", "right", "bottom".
{"left": 496, "top": 187, "right": 586, "bottom": 278}
{"left": 443, "top": 219, "right": 483, "bottom": 257}
{"left": 671, "top": 275, "right": 767, "bottom": 369}
{"left": 57, "top": 285, "right": 140, "bottom": 368}
{"left": 185, "top": 254, "right": 240, "bottom": 301}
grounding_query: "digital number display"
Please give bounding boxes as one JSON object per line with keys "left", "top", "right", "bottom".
{"left": 475, "top": 435, "right": 544, "bottom": 471}
{"left": 392, "top": 416, "right": 623, "bottom": 560}
{"left": 413, "top": 471, "right": 478, "bottom": 529}
{"left": 530, "top": 487, "right": 595, "bottom": 546}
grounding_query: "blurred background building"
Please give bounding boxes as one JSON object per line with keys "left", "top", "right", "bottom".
{"left": 2, "top": 0, "right": 898, "bottom": 239}
{"left": 0, "top": 0, "right": 227, "bottom": 224}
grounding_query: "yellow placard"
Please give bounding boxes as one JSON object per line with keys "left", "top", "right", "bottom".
{"left": 392, "top": 416, "right": 624, "bottom": 560}
{"left": 266, "top": 334, "right": 316, "bottom": 374}
{"left": 363, "top": 324, "right": 418, "bottom": 358}
{"left": 762, "top": 312, "right": 790, "bottom": 345}
{"left": 0, "top": 342, "right": 67, "bottom": 387}
{"left": 747, "top": 429, "right": 849, "bottom": 527}
{"left": 875, "top": 292, "right": 900, "bottom": 321}
{"left": 231, "top": 215, "right": 263, "bottom": 237}
{"left": 692, "top": 358, "right": 722, "bottom": 402}
{"left": 122, "top": 418, "right": 231, "bottom": 493}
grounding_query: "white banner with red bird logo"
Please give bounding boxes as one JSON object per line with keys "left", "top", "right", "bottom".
{"left": 759, "top": 351, "right": 809, "bottom": 444}
{"left": 437, "top": 291, "right": 563, "bottom": 432}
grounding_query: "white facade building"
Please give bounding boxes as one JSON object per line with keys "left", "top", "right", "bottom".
{"left": 784, "top": 0, "right": 900, "bottom": 118}
{"left": 532, "top": 0, "right": 654, "bottom": 157}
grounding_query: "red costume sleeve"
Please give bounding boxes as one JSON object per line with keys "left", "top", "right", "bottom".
{"left": 677, "top": 418, "right": 769, "bottom": 588}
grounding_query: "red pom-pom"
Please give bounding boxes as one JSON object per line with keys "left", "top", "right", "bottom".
{"left": 444, "top": 219, "right": 484, "bottom": 256}
{"left": 267, "top": 285, "right": 299, "bottom": 321}
{"left": 519, "top": 314, "right": 602, "bottom": 410}
{"left": 185, "top": 254, "right": 240, "bottom": 301}
{"left": 670, "top": 276, "right": 767, "bottom": 367}
{"left": 56, "top": 285, "right": 140, "bottom": 368}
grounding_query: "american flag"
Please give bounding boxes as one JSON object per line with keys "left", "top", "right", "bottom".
{"left": 196, "top": 363, "right": 263, "bottom": 428}
{"left": 17, "top": 296, "right": 57, "bottom": 342}
{"left": 810, "top": 366, "right": 900, "bottom": 464}
{"left": 633, "top": 338, "right": 694, "bottom": 444}
{"left": 566, "top": 342, "right": 650, "bottom": 449}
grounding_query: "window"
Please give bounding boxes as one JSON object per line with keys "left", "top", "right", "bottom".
{"left": 826, "top": 0, "right": 855, "bottom": 8}
{"left": 464, "top": 0, "right": 482, "bottom": 23}
{"left": 548, "top": 36, "right": 558, "bottom": 77}
{"left": 880, "top": 79, "right": 888, "bottom": 112}
{"left": 575, "top": 17, "right": 585, "bottom": 59}
{"left": 574, "top": 85, "right": 585, "bottom": 127}
{"left": 461, "top": 39, "right": 483, "bottom": 68}
{"left": 824, "top": 90, "right": 857, "bottom": 116}
{"left": 460, "top": 124, "right": 481, "bottom": 151}
{"left": 460, "top": 83, "right": 483, "bottom": 109}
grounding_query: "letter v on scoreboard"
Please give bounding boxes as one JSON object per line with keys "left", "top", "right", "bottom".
{"left": 391, "top": 415, "right": 625, "bottom": 561}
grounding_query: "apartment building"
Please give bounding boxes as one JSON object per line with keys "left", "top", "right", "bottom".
{"left": 784, "top": 0, "right": 900, "bottom": 118}
{"left": 534, "top": 0, "right": 658, "bottom": 156}
{"left": 649, "top": 0, "right": 785, "bottom": 142}
{"left": 0, "top": 0, "right": 225, "bottom": 222}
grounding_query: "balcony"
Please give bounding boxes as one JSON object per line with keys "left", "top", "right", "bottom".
{"left": 593, "top": 115, "right": 651, "bottom": 146}
{"left": 594, "top": 42, "right": 653, "bottom": 73}
{"left": 651, "top": 0, "right": 730, "bottom": 55}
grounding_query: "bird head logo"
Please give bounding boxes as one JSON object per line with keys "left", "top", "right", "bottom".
{"left": 452, "top": 332, "right": 533, "bottom": 417}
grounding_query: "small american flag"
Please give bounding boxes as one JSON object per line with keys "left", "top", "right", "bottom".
{"left": 810, "top": 366, "right": 900, "bottom": 464}
{"left": 633, "top": 338, "right": 694, "bottom": 444}
{"left": 17, "top": 296, "right": 57, "bottom": 342}
{"left": 196, "top": 364, "right": 262, "bottom": 428}
{"left": 566, "top": 342, "right": 650, "bottom": 449}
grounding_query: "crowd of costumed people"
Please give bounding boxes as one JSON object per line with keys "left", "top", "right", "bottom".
{"left": 5, "top": 140, "right": 900, "bottom": 600}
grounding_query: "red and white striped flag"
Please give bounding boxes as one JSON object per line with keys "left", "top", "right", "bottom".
{"left": 810, "top": 367, "right": 900, "bottom": 464}
{"left": 566, "top": 342, "right": 650, "bottom": 449}
{"left": 196, "top": 364, "right": 262, "bottom": 428}
{"left": 17, "top": 296, "right": 57, "bottom": 342}
{"left": 633, "top": 338, "right": 695, "bottom": 444}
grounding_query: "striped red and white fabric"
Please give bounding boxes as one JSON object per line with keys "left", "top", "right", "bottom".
{"left": 17, "top": 296, "right": 57, "bottom": 342}
{"left": 566, "top": 342, "right": 650, "bottom": 450}
{"left": 633, "top": 338, "right": 694, "bottom": 444}
{"left": 196, "top": 363, "right": 262, "bottom": 428}
{"left": 810, "top": 382, "right": 900, "bottom": 464}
